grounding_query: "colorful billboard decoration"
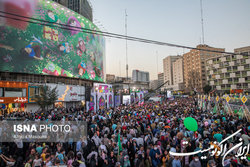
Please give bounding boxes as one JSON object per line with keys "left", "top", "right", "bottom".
{"left": 108, "top": 94, "right": 113, "bottom": 108}
{"left": 87, "top": 92, "right": 96, "bottom": 112}
{"left": 88, "top": 95, "right": 95, "bottom": 111}
{"left": 0, "top": 0, "right": 105, "bottom": 82}
{"left": 98, "top": 95, "right": 105, "bottom": 111}
{"left": 115, "top": 95, "right": 120, "bottom": 107}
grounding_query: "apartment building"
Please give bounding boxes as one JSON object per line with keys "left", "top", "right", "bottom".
{"left": 206, "top": 47, "right": 250, "bottom": 92}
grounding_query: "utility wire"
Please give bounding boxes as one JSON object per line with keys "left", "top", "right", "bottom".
{"left": 0, "top": 10, "right": 247, "bottom": 56}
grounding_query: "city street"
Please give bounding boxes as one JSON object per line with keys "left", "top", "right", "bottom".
{"left": 0, "top": 0, "right": 249, "bottom": 167}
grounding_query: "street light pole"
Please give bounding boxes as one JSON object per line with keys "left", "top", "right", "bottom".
{"left": 125, "top": 9, "right": 128, "bottom": 81}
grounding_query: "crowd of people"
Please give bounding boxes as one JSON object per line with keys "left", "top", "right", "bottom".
{"left": 0, "top": 97, "right": 249, "bottom": 167}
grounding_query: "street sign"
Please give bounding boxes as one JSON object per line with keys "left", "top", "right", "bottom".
{"left": 226, "top": 96, "right": 230, "bottom": 103}
{"left": 241, "top": 96, "right": 248, "bottom": 104}
{"left": 216, "top": 96, "right": 219, "bottom": 102}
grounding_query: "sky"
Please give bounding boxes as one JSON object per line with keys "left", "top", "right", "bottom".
{"left": 89, "top": 0, "right": 250, "bottom": 80}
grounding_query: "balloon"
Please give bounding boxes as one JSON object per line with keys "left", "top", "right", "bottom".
{"left": 234, "top": 110, "right": 238, "bottom": 114}
{"left": 222, "top": 117, "right": 226, "bottom": 121}
{"left": 204, "top": 121, "right": 209, "bottom": 126}
{"left": 167, "top": 120, "right": 170, "bottom": 123}
{"left": 184, "top": 117, "right": 198, "bottom": 132}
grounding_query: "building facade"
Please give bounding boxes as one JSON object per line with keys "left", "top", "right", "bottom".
{"left": 163, "top": 56, "right": 179, "bottom": 86}
{"left": 150, "top": 80, "right": 159, "bottom": 90}
{"left": 173, "top": 57, "right": 184, "bottom": 85}
{"left": 158, "top": 72, "right": 164, "bottom": 89}
{"left": 206, "top": 47, "right": 250, "bottom": 93}
{"left": 163, "top": 56, "right": 184, "bottom": 91}
{"left": 132, "top": 70, "right": 150, "bottom": 83}
{"left": 183, "top": 44, "right": 225, "bottom": 92}
{"left": 52, "top": 0, "right": 93, "bottom": 21}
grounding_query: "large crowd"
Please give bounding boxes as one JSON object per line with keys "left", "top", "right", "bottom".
{"left": 0, "top": 97, "right": 249, "bottom": 167}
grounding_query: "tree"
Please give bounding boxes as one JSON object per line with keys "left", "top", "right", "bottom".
{"left": 186, "top": 70, "right": 201, "bottom": 93}
{"left": 203, "top": 85, "right": 212, "bottom": 94}
{"left": 35, "top": 86, "right": 58, "bottom": 111}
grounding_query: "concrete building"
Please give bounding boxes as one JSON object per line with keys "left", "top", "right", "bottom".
{"left": 206, "top": 46, "right": 250, "bottom": 92}
{"left": 150, "top": 80, "right": 159, "bottom": 90}
{"left": 163, "top": 56, "right": 179, "bottom": 86}
{"left": 158, "top": 73, "right": 164, "bottom": 88}
{"left": 106, "top": 74, "right": 115, "bottom": 84}
{"left": 163, "top": 56, "right": 184, "bottom": 91}
{"left": 234, "top": 46, "right": 250, "bottom": 55}
{"left": 132, "top": 70, "right": 150, "bottom": 83}
{"left": 52, "top": 0, "right": 93, "bottom": 21}
{"left": 173, "top": 57, "right": 184, "bottom": 85}
{"left": 183, "top": 44, "right": 225, "bottom": 92}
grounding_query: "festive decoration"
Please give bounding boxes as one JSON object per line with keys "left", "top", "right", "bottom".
{"left": 184, "top": 117, "right": 198, "bottom": 132}
{"left": 43, "top": 26, "right": 58, "bottom": 41}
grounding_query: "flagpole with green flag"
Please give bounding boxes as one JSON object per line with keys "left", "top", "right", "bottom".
{"left": 213, "top": 105, "right": 217, "bottom": 114}
{"left": 238, "top": 107, "right": 244, "bottom": 119}
{"left": 118, "top": 133, "right": 122, "bottom": 155}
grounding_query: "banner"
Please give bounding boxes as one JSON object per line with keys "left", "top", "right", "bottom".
{"left": 87, "top": 92, "right": 96, "bottom": 112}
{"left": 107, "top": 93, "right": 113, "bottom": 109}
{"left": 130, "top": 92, "right": 135, "bottom": 104}
{"left": 114, "top": 95, "right": 120, "bottom": 107}
{"left": 97, "top": 93, "right": 105, "bottom": 111}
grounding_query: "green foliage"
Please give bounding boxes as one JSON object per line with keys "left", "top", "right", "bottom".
{"left": 203, "top": 85, "right": 212, "bottom": 94}
{"left": 35, "top": 86, "right": 58, "bottom": 111}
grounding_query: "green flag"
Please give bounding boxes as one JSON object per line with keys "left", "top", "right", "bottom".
{"left": 213, "top": 105, "right": 217, "bottom": 113}
{"left": 118, "top": 133, "right": 122, "bottom": 154}
{"left": 238, "top": 107, "right": 244, "bottom": 118}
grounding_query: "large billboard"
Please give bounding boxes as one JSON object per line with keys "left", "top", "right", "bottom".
{"left": 0, "top": 0, "right": 105, "bottom": 82}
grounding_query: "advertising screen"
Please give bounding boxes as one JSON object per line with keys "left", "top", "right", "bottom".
{"left": 0, "top": 0, "right": 105, "bottom": 82}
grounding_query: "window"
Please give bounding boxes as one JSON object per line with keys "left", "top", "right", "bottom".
{"left": 241, "top": 59, "right": 246, "bottom": 64}
{"left": 4, "top": 88, "right": 26, "bottom": 97}
{"left": 0, "top": 88, "right": 3, "bottom": 97}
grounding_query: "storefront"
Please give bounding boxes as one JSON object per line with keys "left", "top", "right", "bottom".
{"left": 0, "top": 81, "right": 28, "bottom": 114}
{"left": 47, "top": 83, "right": 85, "bottom": 108}
{"left": 26, "top": 84, "right": 85, "bottom": 112}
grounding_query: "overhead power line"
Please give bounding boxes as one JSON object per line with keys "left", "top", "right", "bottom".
{"left": 0, "top": 10, "right": 247, "bottom": 56}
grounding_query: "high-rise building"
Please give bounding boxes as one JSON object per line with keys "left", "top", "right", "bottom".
{"left": 183, "top": 44, "right": 225, "bottom": 92}
{"left": 132, "top": 70, "right": 150, "bottom": 83}
{"left": 206, "top": 46, "right": 250, "bottom": 92}
{"left": 163, "top": 56, "right": 184, "bottom": 90}
{"left": 163, "top": 56, "right": 180, "bottom": 85}
{"left": 52, "top": 0, "right": 93, "bottom": 21}
{"left": 173, "top": 57, "right": 184, "bottom": 85}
